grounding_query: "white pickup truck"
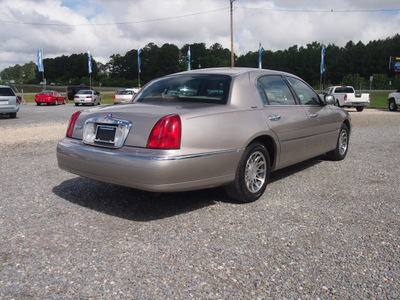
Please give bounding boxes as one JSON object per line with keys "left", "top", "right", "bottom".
{"left": 323, "top": 86, "right": 370, "bottom": 112}
{"left": 388, "top": 89, "right": 400, "bottom": 111}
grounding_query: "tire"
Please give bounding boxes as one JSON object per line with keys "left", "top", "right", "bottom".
{"left": 36, "top": 102, "right": 41, "bottom": 106}
{"left": 356, "top": 106, "right": 364, "bottom": 112}
{"left": 326, "top": 123, "right": 349, "bottom": 161}
{"left": 389, "top": 99, "right": 398, "bottom": 111}
{"left": 9, "top": 112, "right": 17, "bottom": 118}
{"left": 74, "top": 103, "right": 79, "bottom": 106}
{"left": 54, "top": 99, "right": 58, "bottom": 105}
{"left": 225, "top": 142, "right": 270, "bottom": 203}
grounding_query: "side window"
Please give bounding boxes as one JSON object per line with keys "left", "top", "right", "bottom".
{"left": 257, "top": 75, "right": 296, "bottom": 106}
{"left": 286, "top": 77, "right": 320, "bottom": 105}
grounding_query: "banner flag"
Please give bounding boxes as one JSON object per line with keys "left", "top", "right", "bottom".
{"left": 138, "top": 49, "right": 142, "bottom": 74}
{"left": 320, "top": 44, "right": 326, "bottom": 74}
{"left": 187, "top": 46, "right": 191, "bottom": 71}
{"left": 88, "top": 51, "right": 92, "bottom": 74}
{"left": 258, "top": 43, "right": 264, "bottom": 69}
{"left": 37, "top": 49, "right": 44, "bottom": 72}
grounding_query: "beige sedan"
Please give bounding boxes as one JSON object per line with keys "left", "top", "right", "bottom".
{"left": 57, "top": 68, "right": 350, "bottom": 202}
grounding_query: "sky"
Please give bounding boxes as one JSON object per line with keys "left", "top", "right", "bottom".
{"left": 0, "top": 0, "right": 399, "bottom": 71}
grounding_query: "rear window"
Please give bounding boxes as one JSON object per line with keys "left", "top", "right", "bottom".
{"left": 117, "top": 90, "right": 133, "bottom": 95}
{"left": 0, "top": 87, "right": 15, "bottom": 96}
{"left": 77, "top": 90, "right": 92, "bottom": 95}
{"left": 136, "top": 74, "right": 231, "bottom": 104}
{"left": 335, "top": 87, "right": 354, "bottom": 93}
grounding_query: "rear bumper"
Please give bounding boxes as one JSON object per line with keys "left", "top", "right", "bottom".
{"left": 0, "top": 104, "right": 19, "bottom": 114}
{"left": 57, "top": 138, "right": 241, "bottom": 192}
{"left": 343, "top": 102, "right": 370, "bottom": 107}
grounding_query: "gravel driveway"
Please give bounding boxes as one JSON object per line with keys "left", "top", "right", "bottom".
{"left": 1, "top": 104, "right": 399, "bottom": 299}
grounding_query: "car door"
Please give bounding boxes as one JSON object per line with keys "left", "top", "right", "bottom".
{"left": 285, "top": 76, "right": 339, "bottom": 157}
{"left": 257, "top": 75, "right": 317, "bottom": 169}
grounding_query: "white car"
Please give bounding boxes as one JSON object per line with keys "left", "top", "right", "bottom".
{"left": 74, "top": 90, "right": 101, "bottom": 106}
{"left": 388, "top": 89, "right": 400, "bottom": 111}
{"left": 113, "top": 88, "right": 140, "bottom": 104}
{"left": 0, "top": 85, "right": 20, "bottom": 118}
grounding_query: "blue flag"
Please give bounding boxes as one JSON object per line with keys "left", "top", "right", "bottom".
{"left": 187, "top": 46, "right": 191, "bottom": 71}
{"left": 258, "top": 43, "right": 264, "bottom": 69}
{"left": 88, "top": 51, "right": 92, "bottom": 74}
{"left": 138, "top": 49, "right": 142, "bottom": 74}
{"left": 37, "top": 49, "right": 44, "bottom": 72}
{"left": 320, "top": 45, "right": 325, "bottom": 74}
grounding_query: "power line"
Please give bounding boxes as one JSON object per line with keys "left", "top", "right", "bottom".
{"left": 0, "top": 7, "right": 228, "bottom": 27}
{"left": 238, "top": 6, "right": 400, "bottom": 13}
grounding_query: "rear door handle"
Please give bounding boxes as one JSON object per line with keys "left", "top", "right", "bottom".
{"left": 269, "top": 115, "right": 281, "bottom": 121}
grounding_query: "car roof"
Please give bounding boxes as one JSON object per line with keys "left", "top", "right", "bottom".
{"left": 165, "top": 67, "right": 296, "bottom": 78}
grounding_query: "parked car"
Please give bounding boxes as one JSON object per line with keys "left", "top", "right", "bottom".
{"left": 113, "top": 88, "right": 140, "bottom": 104}
{"left": 388, "top": 89, "right": 400, "bottom": 111}
{"left": 67, "top": 85, "right": 90, "bottom": 100}
{"left": 74, "top": 90, "right": 101, "bottom": 106}
{"left": 35, "top": 90, "right": 66, "bottom": 106}
{"left": 57, "top": 68, "right": 351, "bottom": 203}
{"left": 0, "top": 85, "right": 20, "bottom": 118}
{"left": 322, "top": 86, "right": 370, "bottom": 111}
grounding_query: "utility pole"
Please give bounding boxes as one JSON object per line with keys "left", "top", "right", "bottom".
{"left": 230, "top": 0, "right": 236, "bottom": 68}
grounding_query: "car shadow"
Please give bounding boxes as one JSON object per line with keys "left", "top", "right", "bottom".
{"left": 53, "top": 177, "right": 228, "bottom": 222}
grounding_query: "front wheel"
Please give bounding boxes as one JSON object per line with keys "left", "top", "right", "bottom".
{"left": 326, "top": 123, "right": 349, "bottom": 161}
{"left": 225, "top": 142, "right": 270, "bottom": 203}
{"left": 389, "top": 99, "right": 398, "bottom": 111}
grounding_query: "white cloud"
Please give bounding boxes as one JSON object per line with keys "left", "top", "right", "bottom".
{"left": 0, "top": 0, "right": 399, "bottom": 71}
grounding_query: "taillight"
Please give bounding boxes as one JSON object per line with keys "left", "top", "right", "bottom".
{"left": 147, "top": 115, "right": 181, "bottom": 149}
{"left": 114, "top": 95, "right": 116, "bottom": 99}
{"left": 74, "top": 95, "right": 79, "bottom": 98}
{"left": 16, "top": 96, "right": 20, "bottom": 104}
{"left": 86, "top": 96, "right": 93, "bottom": 98}
{"left": 66, "top": 110, "right": 83, "bottom": 137}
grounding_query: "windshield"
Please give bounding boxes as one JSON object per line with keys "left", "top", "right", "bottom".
{"left": 136, "top": 74, "right": 231, "bottom": 104}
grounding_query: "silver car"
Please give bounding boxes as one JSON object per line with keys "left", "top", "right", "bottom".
{"left": 74, "top": 90, "right": 101, "bottom": 106}
{"left": 0, "top": 85, "right": 20, "bottom": 118}
{"left": 113, "top": 88, "right": 140, "bottom": 104}
{"left": 57, "top": 68, "right": 351, "bottom": 202}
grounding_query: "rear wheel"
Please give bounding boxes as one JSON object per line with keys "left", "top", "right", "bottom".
{"left": 9, "top": 113, "right": 17, "bottom": 118}
{"left": 225, "top": 142, "right": 270, "bottom": 203}
{"left": 36, "top": 102, "right": 41, "bottom": 106}
{"left": 389, "top": 99, "right": 398, "bottom": 111}
{"left": 74, "top": 103, "right": 79, "bottom": 106}
{"left": 326, "top": 123, "right": 349, "bottom": 161}
{"left": 356, "top": 106, "right": 364, "bottom": 112}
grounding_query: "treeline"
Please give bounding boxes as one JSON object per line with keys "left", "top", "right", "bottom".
{"left": 2, "top": 34, "right": 400, "bottom": 89}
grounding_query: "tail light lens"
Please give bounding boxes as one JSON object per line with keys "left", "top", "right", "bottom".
{"left": 344, "top": 94, "right": 347, "bottom": 101}
{"left": 147, "top": 115, "right": 181, "bottom": 149}
{"left": 66, "top": 110, "right": 83, "bottom": 137}
{"left": 16, "top": 96, "right": 20, "bottom": 104}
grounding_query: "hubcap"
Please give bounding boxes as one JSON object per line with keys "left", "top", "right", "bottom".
{"left": 338, "top": 129, "right": 348, "bottom": 156}
{"left": 245, "top": 151, "right": 267, "bottom": 193}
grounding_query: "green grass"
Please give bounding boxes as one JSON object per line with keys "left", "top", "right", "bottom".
{"left": 369, "top": 91, "right": 390, "bottom": 109}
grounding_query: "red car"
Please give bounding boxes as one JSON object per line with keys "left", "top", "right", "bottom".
{"left": 35, "top": 91, "right": 66, "bottom": 106}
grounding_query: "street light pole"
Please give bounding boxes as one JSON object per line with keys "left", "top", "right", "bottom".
{"left": 230, "top": 0, "right": 236, "bottom": 68}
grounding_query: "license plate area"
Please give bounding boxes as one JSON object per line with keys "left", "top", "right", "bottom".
{"left": 83, "top": 115, "right": 132, "bottom": 148}
{"left": 95, "top": 125, "right": 117, "bottom": 146}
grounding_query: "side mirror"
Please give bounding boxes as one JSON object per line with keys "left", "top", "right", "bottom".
{"left": 324, "top": 95, "right": 335, "bottom": 105}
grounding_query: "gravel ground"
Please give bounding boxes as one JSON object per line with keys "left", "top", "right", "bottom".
{"left": 1, "top": 104, "right": 399, "bottom": 299}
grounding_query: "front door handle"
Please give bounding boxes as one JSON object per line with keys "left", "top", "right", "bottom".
{"left": 269, "top": 115, "right": 281, "bottom": 121}
{"left": 309, "top": 113, "right": 318, "bottom": 118}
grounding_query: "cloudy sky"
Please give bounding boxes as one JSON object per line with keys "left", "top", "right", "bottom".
{"left": 0, "top": 0, "right": 399, "bottom": 71}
